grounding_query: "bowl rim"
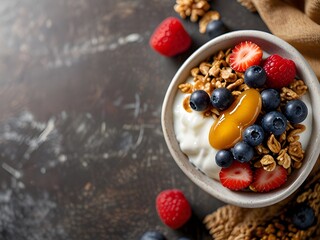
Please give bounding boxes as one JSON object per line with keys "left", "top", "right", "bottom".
{"left": 161, "top": 30, "right": 320, "bottom": 208}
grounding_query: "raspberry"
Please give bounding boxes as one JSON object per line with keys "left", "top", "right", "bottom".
{"left": 262, "top": 54, "right": 296, "bottom": 88}
{"left": 149, "top": 17, "right": 192, "bottom": 57}
{"left": 155, "top": 189, "right": 191, "bottom": 229}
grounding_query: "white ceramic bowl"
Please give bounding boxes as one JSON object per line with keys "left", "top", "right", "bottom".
{"left": 161, "top": 30, "right": 320, "bottom": 208}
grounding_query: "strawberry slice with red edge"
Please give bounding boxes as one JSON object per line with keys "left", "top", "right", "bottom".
{"left": 229, "top": 41, "right": 263, "bottom": 72}
{"left": 219, "top": 161, "right": 253, "bottom": 191}
{"left": 250, "top": 165, "right": 287, "bottom": 192}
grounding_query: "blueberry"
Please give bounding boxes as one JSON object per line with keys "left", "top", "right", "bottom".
{"left": 261, "top": 111, "right": 287, "bottom": 135}
{"left": 232, "top": 141, "right": 255, "bottom": 163}
{"left": 284, "top": 99, "right": 308, "bottom": 124}
{"left": 292, "top": 204, "right": 316, "bottom": 230}
{"left": 215, "top": 150, "right": 234, "bottom": 168}
{"left": 140, "top": 231, "right": 166, "bottom": 240}
{"left": 206, "top": 20, "right": 228, "bottom": 39}
{"left": 261, "top": 89, "right": 281, "bottom": 112}
{"left": 242, "top": 124, "right": 265, "bottom": 147}
{"left": 244, "top": 65, "right": 267, "bottom": 88}
{"left": 210, "top": 88, "right": 234, "bottom": 110}
{"left": 189, "top": 90, "right": 211, "bottom": 111}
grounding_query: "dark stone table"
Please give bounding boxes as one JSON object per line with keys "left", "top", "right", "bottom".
{"left": 0, "top": 0, "right": 268, "bottom": 239}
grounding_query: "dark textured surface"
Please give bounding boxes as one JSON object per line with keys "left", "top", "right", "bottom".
{"left": 0, "top": 0, "right": 269, "bottom": 239}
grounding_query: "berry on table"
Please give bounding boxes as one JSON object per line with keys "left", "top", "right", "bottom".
{"left": 261, "top": 111, "right": 287, "bottom": 136}
{"left": 189, "top": 90, "right": 211, "bottom": 111}
{"left": 262, "top": 54, "right": 296, "bottom": 88}
{"left": 140, "top": 231, "right": 167, "bottom": 240}
{"left": 156, "top": 189, "right": 192, "bottom": 229}
{"left": 261, "top": 88, "right": 281, "bottom": 112}
{"left": 215, "top": 149, "right": 234, "bottom": 168}
{"left": 250, "top": 165, "right": 287, "bottom": 192}
{"left": 149, "top": 17, "right": 192, "bottom": 57}
{"left": 284, "top": 99, "right": 308, "bottom": 124}
{"left": 229, "top": 41, "right": 263, "bottom": 72}
{"left": 210, "top": 87, "right": 234, "bottom": 110}
{"left": 242, "top": 124, "right": 265, "bottom": 147}
{"left": 244, "top": 65, "right": 267, "bottom": 88}
{"left": 232, "top": 141, "right": 255, "bottom": 163}
{"left": 292, "top": 203, "right": 316, "bottom": 230}
{"left": 206, "top": 19, "right": 228, "bottom": 39}
{"left": 219, "top": 161, "right": 253, "bottom": 191}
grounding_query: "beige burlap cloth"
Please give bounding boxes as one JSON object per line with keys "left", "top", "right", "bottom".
{"left": 204, "top": 1, "right": 320, "bottom": 239}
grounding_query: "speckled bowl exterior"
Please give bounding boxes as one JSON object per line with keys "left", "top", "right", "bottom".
{"left": 161, "top": 30, "right": 320, "bottom": 208}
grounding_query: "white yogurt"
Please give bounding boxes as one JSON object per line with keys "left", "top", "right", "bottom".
{"left": 173, "top": 77, "right": 313, "bottom": 180}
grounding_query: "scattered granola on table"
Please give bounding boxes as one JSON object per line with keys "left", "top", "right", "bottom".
{"left": 174, "top": 0, "right": 211, "bottom": 22}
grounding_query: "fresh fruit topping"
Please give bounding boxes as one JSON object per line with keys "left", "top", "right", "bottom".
{"left": 284, "top": 99, "right": 308, "bottom": 124}
{"left": 262, "top": 54, "right": 296, "bottom": 88}
{"left": 189, "top": 90, "right": 211, "bottom": 111}
{"left": 140, "top": 231, "right": 167, "bottom": 240}
{"left": 206, "top": 20, "right": 228, "bottom": 39}
{"left": 232, "top": 141, "right": 255, "bottom": 163}
{"left": 209, "top": 89, "right": 262, "bottom": 149}
{"left": 149, "top": 17, "right": 191, "bottom": 57}
{"left": 156, "top": 189, "right": 192, "bottom": 229}
{"left": 244, "top": 65, "right": 267, "bottom": 88}
{"left": 210, "top": 87, "right": 234, "bottom": 111}
{"left": 229, "top": 41, "right": 263, "bottom": 72}
{"left": 261, "top": 88, "right": 281, "bottom": 112}
{"left": 261, "top": 111, "right": 287, "bottom": 136}
{"left": 219, "top": 161, "right": 253, "bottom": 191}
{"left": 292, "top": 203, "right": 316, "bottom": 230}
{"left": 215, "top": 149, "right": 234, "bottom": 168}
{"left": 250, "top": 165, "right": 287, "bottom": 192}
{"left": 242, "top": 124, "right": 265, "bottom": 147}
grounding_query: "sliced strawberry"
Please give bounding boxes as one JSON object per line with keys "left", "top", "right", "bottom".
{"left": 250, "top": 165, "right": 287, "bottom": 192}
{"left": 229, "top": 41, "right": 263, "bottom": 72}
{"left": 219, "top": 161, "right": 253, "bottom": 191}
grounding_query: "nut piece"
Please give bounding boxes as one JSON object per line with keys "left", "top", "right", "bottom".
{"left": 267, "top": 134, "right": 281, "bottom": 154}
{"left": 199, "top": 11, "right": 221, "bottom": 33}
{"left": 288, "top": 141, "right": 304, "bottom": 162}
{"left": 289, "top": 79, "right": 308, "bottom": 96}
{"left": 280, "top": 87, "right": 299, "bottom": 101}
{"left": 260, "top": 155, "right": 276, "bottom": 171}
{"left": 277, "top": 148, "right": 291, "bottom": 169}
{"left": 174, "top": 0, "right": 211, "bottom": 22}
{"left": 179, "top": 83, "right": 193, "bottom": 93}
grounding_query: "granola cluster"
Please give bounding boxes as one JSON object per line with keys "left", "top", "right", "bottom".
{"left": 178, "top": 48, "right": 248, "bottom": 119}
{"left": 178, "top": 47, "right": 309, "bottom": 179}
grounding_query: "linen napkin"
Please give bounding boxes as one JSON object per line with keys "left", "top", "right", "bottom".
{"left": 204, "top": 1, "right": 320, "bottom": 239}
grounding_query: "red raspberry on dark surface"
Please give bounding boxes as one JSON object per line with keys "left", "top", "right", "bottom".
{"left": 262, "top": 54, "right": 296, "bottom": 88}
{"left": 156, "top": 189, "right": 191, "bottom": 229}
{"left": 149, "top": 17, "right": 192, "bottom": 57}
